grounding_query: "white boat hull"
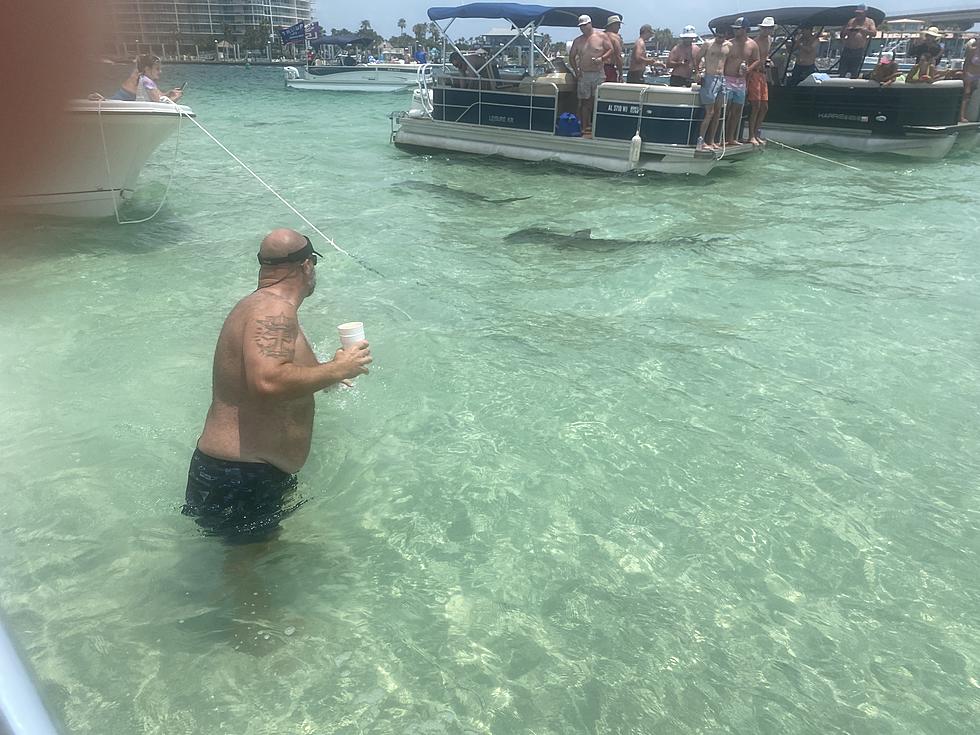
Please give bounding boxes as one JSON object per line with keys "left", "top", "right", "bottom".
{"left": 0, "top": 100, "right": 192, "bottom": 218}
{"left": 285, "top": 65, "right": 425, "bottom": 92}
{"left": 394, "top": 118, "right": 758, "bottom": 175}
{"left": 761, "top": 123, "right": 961, "bottom": 159}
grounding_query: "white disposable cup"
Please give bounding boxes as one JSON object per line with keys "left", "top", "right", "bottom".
{"left": 338, "top": 321, "right": 365, "bottom": 349}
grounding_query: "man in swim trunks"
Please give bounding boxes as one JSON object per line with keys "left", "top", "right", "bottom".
{"left": 839, "top": 4, "right": 876, "bottom": 79}
{"left": 746, "top": 16, "right": 774, "bottom": 145}
{"left": 569, "top": 14, "right": 613, "bottom": 135}
{"left": 627, "top": 25, "right": 654, "bottom": 84}
{"left": 695, "top": 30, "right": 731, "bottom": 150}
{"left": 789, "top": 23, "right": 820, "bottom": 86}
{"left": 603, "top": 15, "right": 624, "bottom": 82}
{"left": 723, "top": 17, "right": 759, "bottom": 146}
{"left": 183, "top": 229, "right": 372, "bottom": 541}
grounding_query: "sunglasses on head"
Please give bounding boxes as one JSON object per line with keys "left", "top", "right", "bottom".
{"left": 257, "top": 236, "right": 323, "bottom": 266}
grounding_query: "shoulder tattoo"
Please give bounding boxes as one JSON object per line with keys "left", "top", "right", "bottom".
{"left": 253, "top": 313, "right": 297, "bottom": 360}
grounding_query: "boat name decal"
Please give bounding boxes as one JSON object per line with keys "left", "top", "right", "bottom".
{"left": 487, "top": 114, "right": 515, "bottom": 124}
{"left": 818, "top": 113, "right": 869, "bottom": 123}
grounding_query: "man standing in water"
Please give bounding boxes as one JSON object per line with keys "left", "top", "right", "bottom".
{"left": 603, "top": 15, "right": 625, "bottom": 82}
{"left": 569, "top": 14, "right": 613, "bottom": 135}
{"left": 839, "top": 4, "right": 876, "bottom": 78}
{"left": 746, "top": 16, "right": 775, "bottom": 145}
{"left": 723, "top": 17, "right": 759, "bottom": 146}
{"left": 183, "top": 228, "right": 372, "bottom": 540}
{"left": 695, "top": 29, "right": 731, "bottom": 150}
{"left": 627, "top": 24, "right": 655, "bottom": 83}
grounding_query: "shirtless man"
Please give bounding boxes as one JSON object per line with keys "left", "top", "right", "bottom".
{"left": 695, "top": 30, "right": 731, "bottom": 150}
{"left": 839, "top": 4, "right": 876, "bottom": 78}
{"left": 723, "top": 17, "right": 759, "bottom": 146}
{"left": 667, "top": 25, "right": 700, "bottom": 87}
{"left": 789, "top": 23, "right": 820, "bottom": 86}
{"left": 628, "top": 24, "right": 654, "bottom": 83}
{"left": 603, "top": 15, "right": 624, "bottom": 82}
{"left": 961, "top": 38, "right": 980, "bottom": 122}
{"left": 184, "top": 229, "right": 372, "bottom": 540}
{"left": 746, "top": 16, "right": 774, "bottom": 145}
{"left": 569, "top": 15, "right": 613, "bottom": 134}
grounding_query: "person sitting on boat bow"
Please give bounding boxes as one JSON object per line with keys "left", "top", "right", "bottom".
{"left": 136, "top": 54, "right": 183, "bottom": 103}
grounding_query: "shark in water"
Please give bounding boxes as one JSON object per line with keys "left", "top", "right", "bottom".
{"left": 504, "top": 227, "right": 727, "bottom": 251}
{"left": 400, "top": 180, "right": 532, "bottom": 204}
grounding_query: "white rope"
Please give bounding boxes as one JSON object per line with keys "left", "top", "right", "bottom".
{"left": 766, "top": 138, "right": 862, "bottom": 171}
{"left": 97, "top": 99, "right": 183, "bottom": 224}
{"left": 164, "top": 100, "right": 388, "bottom": 280}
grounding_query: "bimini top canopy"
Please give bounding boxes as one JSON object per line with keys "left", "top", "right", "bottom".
{"left": 709, "top": 5, "right": 885, "bottom": 30}
{"left": 311, "top": 34, "right": 375, "bottom": 47}
{"left": 428, "top": 3, "right": 622, "bottom": 29}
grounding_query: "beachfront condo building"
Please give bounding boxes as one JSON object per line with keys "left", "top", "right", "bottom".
{"left": 103, "top": 1, "right": 313, "bottom": 57}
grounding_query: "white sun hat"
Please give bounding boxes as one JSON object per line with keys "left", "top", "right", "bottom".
{"left": 577, "top": 14, "right": 592, "bottom": 26}
{"left": 679, "top": 25, "right": 698, "bottom": 38}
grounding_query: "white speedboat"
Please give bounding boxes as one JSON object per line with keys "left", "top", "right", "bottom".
{"left": 284, "top": 61, "right": 429, "bottom": 92}
{"left": 392, "top": 4, "right": 759, "bottom": 176}
{"left": 710, "top": 6, "right": 979, "bottom": 159}
{"left": 0, "top": 99, "right": 193, "bottom": 218}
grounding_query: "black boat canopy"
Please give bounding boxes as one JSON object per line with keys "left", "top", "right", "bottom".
{"left": 427, "top": 3, "right": 622, "bottom": 29}
{"left": 310, "top": 34, "right": 375, "bottom": 47}
{"left": 708, "top": 5, "right": 885, "bottom": 30}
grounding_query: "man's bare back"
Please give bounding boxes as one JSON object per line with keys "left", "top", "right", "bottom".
{"left": 197, "top": 290, "right": 317, "bottom": 473}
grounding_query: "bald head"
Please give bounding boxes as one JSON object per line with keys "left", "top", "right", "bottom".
{"left": 259, "top": 228, "right": 307, "bottom": 260}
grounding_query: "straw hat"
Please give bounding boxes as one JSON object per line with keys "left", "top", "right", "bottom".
{"left": 924, "top": 26, "right": 942, "bottom": 39}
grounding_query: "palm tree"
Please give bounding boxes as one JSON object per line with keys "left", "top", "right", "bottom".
{"left": 398, "top": 18, "right": 407, "bottom": 34}
{"left": 412, "top": 23, "right": 426, "bottom": 43}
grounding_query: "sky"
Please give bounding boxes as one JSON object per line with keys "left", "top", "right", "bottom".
{"left": 313, "top": 1, "right": 979, "bottom": 41}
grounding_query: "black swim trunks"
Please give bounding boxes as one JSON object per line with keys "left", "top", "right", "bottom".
{"left": 182, "top": 448, "right": 303, "bottom": 541}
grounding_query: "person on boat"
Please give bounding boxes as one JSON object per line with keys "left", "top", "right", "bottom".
{"left": 110, "top": 59, "right": 140, "bottom": 100}
{"left": 960, "top": 39, "right": 980, "bottom": 122}
{"left": 602, "top": 15, "right": 625, "bottom": 82}
{"left": 905, "top": 52, "right": 938, "bottom": 85}
{"left": 448, "top": 51, "right": 481, "bottom": 89}
{"left": 695, "top": 30, "right": 731, "bottom": 150}
{"left": 839, "top": 4, "right": 877, "bottom": 78}
{"left": 723, "top": 17, "right": 759, "bottom": 146}
{"left": 183, "top": 229, "right": 372, "bottom": 541}
{"left": 866, "top": 51, "right": 902, "bottom": 86}
{"left": 788, "top": 23, "right": 820, "bottom": 86}
{"left": 135, "top": 55, "right": 183, "bottom": 103}
{"left": 746, "top": 16, "right": 774, "bottom": 145}
{"left": 413, "top": 47, "right": 427, "bottom": 64}
{"left": 627, "top": 25, "right": 655, "bottom": 83}
{"left": 666, "top": 25, "right": 700, "bottom": 87}
{"left": 909, "top": 27, "right": 945, "bottom": 68}
{"left": 569, "top": 15, "right": 614, "bottom": 135}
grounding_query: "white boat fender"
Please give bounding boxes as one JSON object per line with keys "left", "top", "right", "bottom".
{"left": 629, "top": 133, "right": 642, "bottom": 165}
{"left": 284, "top": 66, "right": 300, "bottom": 81}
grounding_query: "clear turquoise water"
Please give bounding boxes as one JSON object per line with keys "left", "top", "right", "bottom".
{"left": 1, "top": 65, "right": 979, "bottom": 734}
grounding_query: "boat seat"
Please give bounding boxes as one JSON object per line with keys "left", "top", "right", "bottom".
{"left": 518, "top": 73, "right": 576, "bottom": 95}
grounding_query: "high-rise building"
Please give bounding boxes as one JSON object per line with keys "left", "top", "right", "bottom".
{"left": 104, "top": 1, "right": 312, "bottom": 57}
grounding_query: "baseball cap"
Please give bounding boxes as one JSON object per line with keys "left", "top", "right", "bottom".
{"left": 855, "top": 4, "right": 867, "bottom": 11}
{"left": 760, "top": 16, "right": 775, "bottom": 28}
{"left": 605, "top": 15, "right": 622, "bottom": 27}
{"left": 731, "top": 16, "right": 750, "bottom": 29}
{"left": 577, "top": 14, "right": 592, "bottom": 26}
{"left": 679, "top": 25, "right": 698, "bottom": 38}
